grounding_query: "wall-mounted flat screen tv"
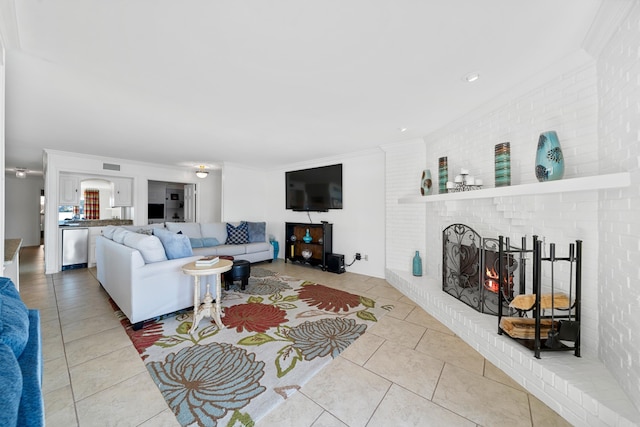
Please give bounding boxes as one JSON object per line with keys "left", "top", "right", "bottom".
{"left": 286, "top": 164, "right": 342, "bottom": 212}
{"left": 148, "top": 203, "right": 165, "bottom": 219}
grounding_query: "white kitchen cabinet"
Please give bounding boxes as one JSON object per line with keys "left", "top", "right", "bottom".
{"left": 59, "top": 175, "right": 81, "bottom": 205}
{"left": 87, "top": 227, "right": 105, "bottom": 267}
{"left": 111, "top": 178, "right": 133, "bottom": 207}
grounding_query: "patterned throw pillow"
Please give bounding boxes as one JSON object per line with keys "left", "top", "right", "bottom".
{"left": 226, "top": 222, "right": 249, "bottom": 244}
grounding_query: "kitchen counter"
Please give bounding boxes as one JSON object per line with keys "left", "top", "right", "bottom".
{"left": 59, "top": 219, "right": 133, "bottom": 228}
{"left": 4, "top": 238, "right": 22, "bottom": 290}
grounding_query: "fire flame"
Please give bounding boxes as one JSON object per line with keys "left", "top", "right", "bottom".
{"left": 484, "top": 266, "right": 513, "bottom": 293}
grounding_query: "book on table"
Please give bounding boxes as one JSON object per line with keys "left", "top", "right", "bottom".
{"left": 195, "top": 256, "right": 219, "bottom": 266}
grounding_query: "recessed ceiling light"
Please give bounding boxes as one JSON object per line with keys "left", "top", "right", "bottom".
{"left": 399, "top": 128, "right": 408, "bottom": 132}
{"left": 464, "top": 72, "right": 480, "bottom": 83}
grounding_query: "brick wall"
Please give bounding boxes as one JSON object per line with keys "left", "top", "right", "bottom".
{"left": 597, "top": 2, "right": 640, "bottom": 411}
{"left": 382, "top": 138, "right": 426, "bottom": 272}
{"left": 384, "top": 4, "right": 640, "bottom": 418}
{"left": 386, "top": 60, "right": 602, "bottom": 355}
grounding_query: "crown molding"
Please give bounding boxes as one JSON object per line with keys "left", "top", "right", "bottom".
{"left": 0, "top": 0, "right": 20, "bottom": 51}
{"left": 582, "top": 0, "right": 634, "bottom": 58}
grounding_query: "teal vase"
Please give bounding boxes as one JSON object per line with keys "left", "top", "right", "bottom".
{"left": 535, "top": 131, "right": 564, "bottom": 182}
{"left": 270, "top": 241, "right": 279, "bottom": 259}
{"left": 303, "top": 229, "right": 312, "bottom": 243}
{"left": 412, "top": 251, "right": 422, "bottom": 276}
{"left": 438, "top": 157, "right": 448, "bottom": 194}
{"left": 494, "top": 142, "right": 511, "bottom": 187}
{"left": 420, "top": 169, "right": 433, "bottom": 196}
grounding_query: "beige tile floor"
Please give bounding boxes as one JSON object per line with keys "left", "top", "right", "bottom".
{"left": 17, "top": 246, "right": 573, "bottom": 426}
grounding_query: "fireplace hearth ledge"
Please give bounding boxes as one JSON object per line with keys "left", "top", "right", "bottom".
{"left": 386, "top": 268, "right": 640, "bottom": 427}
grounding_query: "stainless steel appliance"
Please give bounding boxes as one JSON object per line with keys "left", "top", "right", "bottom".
{"left": 61, "top": 227, "right": 89, "bottom": 270}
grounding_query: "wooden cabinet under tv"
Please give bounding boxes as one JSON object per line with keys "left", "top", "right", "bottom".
{"left": 285, "top": 222, "right": 333, "bottom": 270}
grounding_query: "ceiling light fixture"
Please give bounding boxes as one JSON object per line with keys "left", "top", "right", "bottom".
{"left": 15, "top": 168, "right": 27, "bottom": 179}
{"left": 464, "top": 72, "right": 480, "bottom": 83}
{"left": 195, "top": 165, "right": 209, "bottom": 179}
{"left": 399, "top": 127, "right": 408, "bottom": 132}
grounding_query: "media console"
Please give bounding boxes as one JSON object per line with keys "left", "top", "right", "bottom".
{"left": 285, "top": 222, "right": 333, "bottom": 270}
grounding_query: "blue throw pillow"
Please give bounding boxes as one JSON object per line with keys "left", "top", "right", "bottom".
{"left": 189, "top": 237, "right": 220, "bottom": 248}
{"left": 153, "top": 228, "right": 193, "bottom": 259}
{"left": 202, "top": 237, "right": 220, "bottom": 247}
{"left": 245, "top": 221, "right": 266, "bottom": 243}
{"left": 226, "top": 222, "right": 249, "bottom": 244}
{"left": 190, "top": 238, "right": 204, "bottom": 248}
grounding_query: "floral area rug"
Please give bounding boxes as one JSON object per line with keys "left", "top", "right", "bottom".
{"left": 111, "top": 267, "right": 393, "bottom": 427}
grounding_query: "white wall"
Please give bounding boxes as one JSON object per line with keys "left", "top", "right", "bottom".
{"left": 596, "top": 2, "right": 640, "bottom": 410}
{"left": 221, "top": 162, "right": 268, "bottom": 222}
{"left": 261, "top": 149, "right": 386, "bottom": 278}
{"left": 5, "top": 175, "right": 42, "bottom": 246}
{"left": 198, "top": 169, "right": 222, "bottom": 223}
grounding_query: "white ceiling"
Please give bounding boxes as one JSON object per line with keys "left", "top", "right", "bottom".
{"left": 2, "top": 0, "right": 602, "bottom": 174}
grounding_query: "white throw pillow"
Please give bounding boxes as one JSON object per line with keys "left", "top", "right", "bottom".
{"left": 200, "top": 223, "right": 227, "bottom": 243}
{"left": 112, "top": 228, "right": 130, "bottom": 244}
{"left": 102, "top": 225, "right": 118, "bottom": 240}
{"left": 123, "top": 232, "right": 168, "bottom": 263}
{"left": 166, "top": 222, "right": 202, "bottom": 239}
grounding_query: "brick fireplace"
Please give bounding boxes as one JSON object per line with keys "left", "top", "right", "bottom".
{"left": 382, "top": 19, "right": 640, "bottom": 420}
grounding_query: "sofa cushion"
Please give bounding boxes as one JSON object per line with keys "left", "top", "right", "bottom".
{"left": 123, "top": 232, "right": 168, "bottom": 263}
{"left": 112, "top": 228, "right": 130, "bottom": 244}
{"left": 153, "top": 228, "right": 193, "bottom": 259}
{"left": 0, "top": 342, "right": 22, "bottom": 427}
{"left": 226, "top": 222, "right": 249, "bottom": 244}
{"left": 245, "top": 221, "right": 266, "bottom": 243}
{"left": 212, "top": 244, "right": 246, "bottom": 256}
{"left": 245, "top": 242, "right": 272, "bottom": 253}
{"left": 0, "top": 278, "right": 29, "bottom": 358}
{"left": 200, "top": 223, "right": 227, "bottom": 243}
{"left": 166, "top": 222, "right": 202, "bottom": 239}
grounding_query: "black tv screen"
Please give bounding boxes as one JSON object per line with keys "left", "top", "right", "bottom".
{"left": 148, "top": 203, "right": 165, "bottom": 219}
{"left": 286, "top": 164, "right": 342, "bottom": 211}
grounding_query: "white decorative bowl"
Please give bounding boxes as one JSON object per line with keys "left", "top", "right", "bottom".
{"left": 301, "top": 249, "right": 312, "bottom": 260}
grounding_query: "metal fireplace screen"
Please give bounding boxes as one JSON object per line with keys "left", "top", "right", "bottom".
{"left": 442, "top": 224, "right": 516, "bottom": 315}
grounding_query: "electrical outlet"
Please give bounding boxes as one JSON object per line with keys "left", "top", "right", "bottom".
{"left": 364, "top": 254, "right": 368, "bottom": 261}
{"left": 355, "top": 253, "right": 361, "bottom": 260}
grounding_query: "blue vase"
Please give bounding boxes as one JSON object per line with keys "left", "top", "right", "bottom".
{"left": 535, "top": 131, "right": 564, "bottom": 182}
{"left": 270, "top": 241, "right": 279, "bottom": 260}
{"left": 412, "top": 251, "right": 422, "bottom": 276}
{"left": 303, "top": 229, "right": 312, "bottom": 243}
{"left": 420, "top": 169, "right": 433, "bottom": 196}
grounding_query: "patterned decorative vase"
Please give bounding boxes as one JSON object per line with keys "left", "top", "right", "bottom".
{"left": 303, "top": 229, "right": 312, "bottom": 243}
{"left": 438, "top": 157, "right": 448, "bottom": 194}
{"left": 535, "top": 131, "right": 564, "bottom": 182}
{"left": 420, "top": 169, "right": 433, "bottom": 196}
{"left": 494, "top": 142, "right": 511, "bottom": 187}
{"left": 412, "top": 251, "right": 423, "bottom": 277}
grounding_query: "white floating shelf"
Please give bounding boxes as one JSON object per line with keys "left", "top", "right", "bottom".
{"left": 398, "top": 172, "right": 631, "bottom": 204}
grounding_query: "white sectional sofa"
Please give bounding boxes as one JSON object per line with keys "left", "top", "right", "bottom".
{"left": 96, "top": 221, "right": 272, "bottom": 328}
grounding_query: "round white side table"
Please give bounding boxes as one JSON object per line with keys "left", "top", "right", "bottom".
{"left": 181, "top": 259, "right": 233, "bottom": 333}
